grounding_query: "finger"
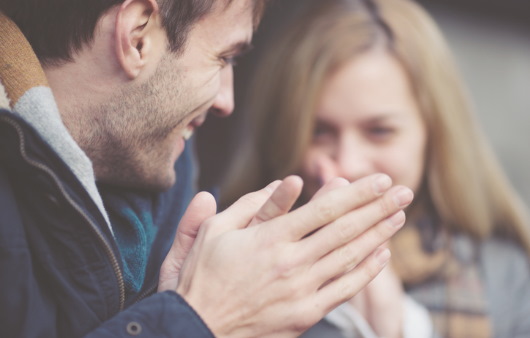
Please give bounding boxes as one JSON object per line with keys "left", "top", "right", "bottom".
{"left": 175, "top": 192, "right": 217, "bottom": 246}
{"left": 314, "top": 247, "right": 391, "bottom": 314}
{"left": 248, "top": 175, "right": 303, "bottom": 227}
{"left": 348, "top": 287, "right": 368, "bottom": 317}
{"left": 214, "top": 180, "right": 283, "bottom": 231}
{"left": 310, "top": 177, "right": 350, "bottom": 201}
{"left": 315, "top": 153, "right": 339, "bottom": 186}
{"left": 270, "top": 173, "right": 393, "bottom": 241}
{"left": 158, "top": 191, "right": 216, "bottom": 291}
{"left": 308, "top": 209, "right": 405, "bottom": 286}
{"left": 301, "top": 185, "right": 411, "bottom": 261}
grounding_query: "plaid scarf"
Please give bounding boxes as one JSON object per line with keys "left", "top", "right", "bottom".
{"left": 390, "top": 217, "right": 491, "bottom": 338}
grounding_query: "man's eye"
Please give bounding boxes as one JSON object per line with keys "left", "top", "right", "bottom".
{"left": 221, "top": 56, "right": 237, "bottom": 67}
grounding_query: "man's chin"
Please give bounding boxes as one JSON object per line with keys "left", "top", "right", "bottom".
{"left": 138, "top": 174, "right": 176, "bottom": 192}
{"left": 97, "top": 172, "right": 176, "bottom": 193}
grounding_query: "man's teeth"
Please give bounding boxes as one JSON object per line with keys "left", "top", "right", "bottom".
{"left": 182, "top": 128, "right": 193, "bottom": 140}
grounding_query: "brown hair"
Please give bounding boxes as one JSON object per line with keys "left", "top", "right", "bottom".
{"left": 1, "top": 0, "right": 267, "bottom": 65}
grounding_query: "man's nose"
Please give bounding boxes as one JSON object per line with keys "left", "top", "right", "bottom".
{"left": 210, "top": 66, "right": 234, "bottom": 117}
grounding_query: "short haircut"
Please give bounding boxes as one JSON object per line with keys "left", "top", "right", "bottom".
{"left": 1, "top": 0, "right": 265, "bottom": 65}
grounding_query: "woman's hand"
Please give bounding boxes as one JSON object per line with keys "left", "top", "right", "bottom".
{"left": 349, "top": 261, "right": 404, "bottom": 338}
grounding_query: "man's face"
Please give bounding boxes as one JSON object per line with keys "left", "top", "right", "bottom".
{"left": 95, "top": 0, "right": 254, "bottom": 190}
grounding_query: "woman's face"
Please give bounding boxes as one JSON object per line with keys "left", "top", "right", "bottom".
{"left": 300, "top": 51, "right": 427, "bottom": 199}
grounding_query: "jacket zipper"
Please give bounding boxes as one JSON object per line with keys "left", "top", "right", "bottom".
{"left": 135, "top": 282, "right": 157, "bottom": 304}
{"left": 1, "top": 116, "right": 125, "bottom": 311}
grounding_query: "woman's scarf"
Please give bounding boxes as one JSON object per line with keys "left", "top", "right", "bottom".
{"left": 391, "top": 217, "right": 491, "bottom": 337}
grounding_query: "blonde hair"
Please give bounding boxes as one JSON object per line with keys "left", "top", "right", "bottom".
{"left": 221, "top": 0, "right": 530, "bottom": 254}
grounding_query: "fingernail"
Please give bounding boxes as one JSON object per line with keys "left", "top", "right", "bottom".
{"left": 372, "top": 174, "right": 392, "bottom": 195}
{"left": 376, "top": 247, "right": 391, "bottom": 266}
{"left": 387, "top": 210, "right": 406, "bottom": 228}
{"left": 392, "top": 187, "right": 413, "bottom": 208}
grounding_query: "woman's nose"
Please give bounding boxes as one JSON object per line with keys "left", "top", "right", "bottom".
{"left": 335, "top": 141, "right": 373, "bottom": 182}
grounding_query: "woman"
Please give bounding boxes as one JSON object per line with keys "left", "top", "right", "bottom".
{"left": 220, "top": 0, "right": 530, "bottom": 336}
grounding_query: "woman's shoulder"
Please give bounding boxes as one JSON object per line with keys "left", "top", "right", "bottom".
{"left": 478, "top": 236, "right": 530, "bottom": 337}
{"left": 478, "top": 236, "right": 530, "bottom": 291}
{"left": 478, "top": 236, "right": 529, "bottom": 274}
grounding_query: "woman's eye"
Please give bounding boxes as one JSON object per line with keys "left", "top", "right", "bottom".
{"left": 367, "top": 126, "right": 395, "bottom": 140}
{"left": 370, "top": 126, "right": 392, "bottom": 134}
{"left": 313, "top": 124, "right": 334, "bottom": 138}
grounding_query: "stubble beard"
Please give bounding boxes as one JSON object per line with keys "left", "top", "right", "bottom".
{"left": 83, "top": 56, "right": 190, "bottom": 191}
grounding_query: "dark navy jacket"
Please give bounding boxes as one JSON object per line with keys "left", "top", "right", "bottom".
{"left": 0, "top": 110, "right": 214, "bottom": 337}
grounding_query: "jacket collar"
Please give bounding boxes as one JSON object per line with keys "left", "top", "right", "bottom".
{"left": 0, "top": 11, "right": 112, "bottom": 233}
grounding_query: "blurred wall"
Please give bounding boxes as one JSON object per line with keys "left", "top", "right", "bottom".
{"left": 419, "top": 0, "right": 530, "bottom": 206}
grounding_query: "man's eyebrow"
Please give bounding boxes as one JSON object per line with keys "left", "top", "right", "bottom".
{"left": 223, "top": 41, "right": 254, "bottom": 56}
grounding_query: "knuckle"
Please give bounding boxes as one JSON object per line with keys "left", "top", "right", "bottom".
{"left": 316, "top": 228, "right": 337, "bottom": 255}
{"left": 359, "top": 182, "right": 375, "bottom": 201}
{"left": 273, "top": 252, "right": 301, "bottom": 280}
{"left": 336, "top": 217, "right": 359, "bottom": 242}
{"left": 252, "top": 212, "right": 270, "bottom": 227}
{"left": 378, "top": 195, "right": 394, "bottom": 217}
{"left": 274, "top": 261, "right": 296, "bottom": 279}
{"left": 363, "top": 258, "right": 384, "bottom": 281}
{"left": 386, "top": 210, "right": 406, "bottom": 228}
{"left": 353, "top": 175, "right": 376, "bottom": 200}
{"left": 238, "top": 190, "right": 266, "bottom": 209}
{"left": 314, "top": 202, "right": 337, "bottom": 223}
{"left": 337, "top": 219, "right": 350, "bottom": 241}
{"left": 362, "top": 226, "right": 390, "bottom": 254}
{"left": 291, "top": 305, "right": 322, "bottom": 332}
{"left": 259, "top": 200, "right": 283, "bottom": 221}
{"left": 372, "top": 221, "right": 389, "bottom": 239}
{"left": 201, "top": 218, "right": 216, "bottom": 232}
{"left": 271, "top": 247, "right": 295, "bottom": 279}
{"left": 338, "top": 279, "right": 355, "bottom": 300}
{"left": 339, "top": 244, "right": 359, "bottom": 271}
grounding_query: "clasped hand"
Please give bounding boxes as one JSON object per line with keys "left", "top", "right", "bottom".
{"left": 159, "top": 174, "right": 413, "bottom": 337}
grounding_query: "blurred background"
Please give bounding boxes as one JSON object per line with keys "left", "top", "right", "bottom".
{"left": 196, "top": 0, "right": 530, "bottom": 207}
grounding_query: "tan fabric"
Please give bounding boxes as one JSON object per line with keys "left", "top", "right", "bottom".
{"left": 391, "top": 222, "right": 491, "bottom": 338}
{"left": 391, "top": 226, "right": 450, "bottom": 284}
{"left": 431, "top": 307, "right": 491, "bottom": 338}
{"left": 0, "top": 11, "right": 49, "bottom": 106}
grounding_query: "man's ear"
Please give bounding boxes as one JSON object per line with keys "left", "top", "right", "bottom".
{"left": 115, "top": 0, "right": 162, "bottom": 79}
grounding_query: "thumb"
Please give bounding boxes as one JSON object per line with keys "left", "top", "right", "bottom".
{"left": 311, "top": 155, "right": 344, "bottom": 200}
{"left": 158, "top": 191, "right": 217, "bottom": 291}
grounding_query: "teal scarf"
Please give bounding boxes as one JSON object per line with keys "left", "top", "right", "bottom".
{"left": 98, "top": 139, "right": 197, "bottom": 301}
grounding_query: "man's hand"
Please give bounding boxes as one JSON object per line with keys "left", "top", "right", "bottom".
{"left": 174, "top": 173, "right": 413, "bottom": 337}
{"left": 158, "top": 180, "right": 285, "bottom": 292}
{"left": 158, "top": 191, "right": 218, "bottom": 292}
